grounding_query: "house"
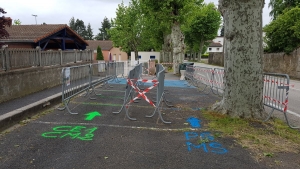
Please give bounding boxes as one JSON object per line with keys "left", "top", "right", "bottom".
{"left": 1, "top": 24, "right": 88, "bottom": 50}
{"left": 86, "top": 40, "right": 128, "bottom": 61}
{"left": 207, "top": 36, "right": 224, "bottom": 53}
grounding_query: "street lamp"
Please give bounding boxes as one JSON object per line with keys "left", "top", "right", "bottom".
{"left": 32, "top": 14, "right": 37, "bottom": 25}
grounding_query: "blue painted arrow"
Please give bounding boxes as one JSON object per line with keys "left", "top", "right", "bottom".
{"left": 186, "top": 117, "right": 201, "bottom": 128}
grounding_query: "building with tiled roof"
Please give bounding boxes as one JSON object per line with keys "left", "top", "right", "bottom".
{"left": 207, "top": 36, "right": 224, "bottom": 53}
{"left": 86, "top": 40, "right": 128, "bottom": 61}
{"left": 1, "top": 24, "right": 88, "bottom": 50}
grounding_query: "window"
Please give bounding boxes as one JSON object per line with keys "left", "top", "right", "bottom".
{"left": 217, "top": 48, "right": 219, "bottom": 51}
{"left": 209, "top": 48, "right": 212, "bottom": 51}
{"left": 150, "top": 55, "right": 155, "bottom": 59}
{"left": 138, "top": 55, "right": 141, "bottom": 59}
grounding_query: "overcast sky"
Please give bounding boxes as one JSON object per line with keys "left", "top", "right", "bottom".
{"left": 1, "top": 0, "right": 271, "bottom": 36}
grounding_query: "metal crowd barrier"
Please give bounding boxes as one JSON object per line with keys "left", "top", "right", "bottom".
{"left": 58, "top": 61, "right": 123, "bottom": 114}
{"left": 113, "top": 63, "right": 171, "bottom": 123}
{"left": 263, "top": 73, "right": 298, "bottom": 128}
{"left": 116, "top": 61, "right": 125, "bottom": 78}
{"left": 185, "top": 65, "right": 298, "bottom": 128}
{"left": 58, "top": 64, "right": 92, "bottom": 114}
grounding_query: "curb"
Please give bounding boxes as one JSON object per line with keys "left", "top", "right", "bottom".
{"left": 0, "top": 93, "right": 62, "bottom": 132}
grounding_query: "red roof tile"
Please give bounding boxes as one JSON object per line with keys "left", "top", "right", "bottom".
{"left": 2, "top": 24, "right": 88, "bottom": 45}
{"left": 209, "top": 42, "right": 222, "bottom": 47}
{"left": 86, "top": 40, "right": 113, "bottom": 51}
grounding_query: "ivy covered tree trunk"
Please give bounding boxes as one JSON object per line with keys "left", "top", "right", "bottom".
{"left": 212, "top": 0, "right": 266, "bottom": 119}
{"left": 171, "top": 22, "right": 185, "bottom": 74}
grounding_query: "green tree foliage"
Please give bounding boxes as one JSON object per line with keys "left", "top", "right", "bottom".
{"left": 0, "top": 7, "right": 12, "bottom": 47}
{"left": 108, "top": 0, "right": 145, "bottom": 59}
{"left": 69, "top": 17, "right": 89, "bottom": 39}
{"left": 86, "top": 23, "right": 94, "bottom": 40}
{"left": 264, "top": 7, "right": 300, "bottom": 54}
{"left": 182, "top": 3, "right": 221, "bottom": 60}
{"left": 69, "top": 17, "right": 76, "bottom": 30}
{"left": 74, "top": 19, "right": 87, "bottom": 39}
{"left": 96, "top": 46, "right": 104, "bottom": 60}
{"left": 13, "top": 19, "right": 21, "bottom": 25}
{"left": 269, "top": 0, "right": 300, "bottom": 20}
{"left": 95, "top": 17, "right": 111, "bottom": 40}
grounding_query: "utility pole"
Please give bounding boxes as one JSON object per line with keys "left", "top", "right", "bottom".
{"left": 32, "top": 14, "right": 37, "bottom": 25}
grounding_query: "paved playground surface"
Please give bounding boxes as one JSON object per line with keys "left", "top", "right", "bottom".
{"left": 0, "top": 80, "right": 277, "bottom": 169}
{"left": 0, "top": 70, "right": 299, "bottom": 169}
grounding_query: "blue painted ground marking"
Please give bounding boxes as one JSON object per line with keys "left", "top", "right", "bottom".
{"left": 108, "top": 78, "right": 195, "bottom": 88}
{"left": 186, "top": 117, "right": 201, "bottom": 128}
{"left": 184, "top": 131, "right": 228, "bottom": 154}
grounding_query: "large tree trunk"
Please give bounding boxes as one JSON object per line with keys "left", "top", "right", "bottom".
{"left": 212, "top": 0, "right": 266, "bottom": 119}
{"left": 171, "top": 22, "right": 185, "bottom": 74}
{"left": 162, "top": 34, "right": 172, "bottom": 63}
{"left": 198, "top": 40, "right": 204, "bottom": 62}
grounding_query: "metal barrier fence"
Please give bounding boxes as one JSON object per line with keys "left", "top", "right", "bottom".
{"left": 185, "top": 65, "right": 298, "bottom": 128}
{"left": 263, "top": 73, "right": 298, "bottom": 128}
{"left": 0, "top": 47, "right": 93, "bottom": 71}
{"left": 113, "top": 63, "right": 171, "bottom": 123}
{"left": 58, "top": 61, "right": 123, "bottom": 114}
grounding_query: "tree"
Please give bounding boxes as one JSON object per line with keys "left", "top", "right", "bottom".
{"left": 108, "top": 0, "right": 145, "bottom": 59}
{"left": 269, "top": 0, "right": 300, "bottom": 20}
{"left": 95, "top": 17, "right": 111, "bottom": 40}
{"left": 140, "top": 0, "right": 200, "bottom": 74}
{"left": 86, "top": 23, "right": 94, "bottom": 40}
{"left": 0, "top": 7, "right": 12, "bottom": 48}
{"left": 264, "top": 7, "right": 300, "bottom": 54}
{"left": 69, "top": 17, "right": 88, "bottom": 39}
{"left": 212, "top": 0, "right": 265, "bottom": 119}
{"left": 69, "top": 17, "right": 76, "bottom": 30}
{"left": 74, "top": 19, "right": 87, "bottom": 39}
{"left": 182, "top": 3, "right": 221, "bottom": 61}
{"left": 97, "top": 46, "right": 104, "bottom": 60}
{"left": 13, "top": 19, "right": 21, "bottom": 25}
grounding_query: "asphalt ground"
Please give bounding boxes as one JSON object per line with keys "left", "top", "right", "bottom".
{"left": 0, "top": 81, "right": 269, "bottom": 169}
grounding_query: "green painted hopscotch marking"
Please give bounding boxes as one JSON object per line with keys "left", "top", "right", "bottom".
{"left": 41, "top": 126, "right": 98, "bottom": 141}
{"left": 85, "top": 111, "right": 101, "bottom": 121}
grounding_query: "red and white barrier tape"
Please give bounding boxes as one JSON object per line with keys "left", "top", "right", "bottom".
{"left": 126, "top": 79, "right": 158, "bottom": 107}
{"left": 264, "top": 79, "right": 294, "bottom": 87}
{"left": 264, "top": 95, "right": 288, "bottom": 112}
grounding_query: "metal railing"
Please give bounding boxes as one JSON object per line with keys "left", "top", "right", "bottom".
{"left": 58, "top": 61, "right": 124, "bottom": 114}
{"left": 185, "top": 65, "right": 298, "bottom": 128}
{"left": 0, "top": 47, "right": 93, "bottom": 71}
{"left": 113, "top": 63, "right": 171, "bottom": 123}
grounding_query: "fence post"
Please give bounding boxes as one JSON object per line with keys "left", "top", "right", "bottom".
{"left": 90, "top": 50, "right": 93, "bottom": 63}
{"left": 4, "top": 46, "right": 10, "bottom": 71}
{"left": 36, "top": 46, "right": 42, "bottom": 67}
{"left": 59, "top": 49, "right": 63, "bottom": 65}
{"left": 74, "top": 49, "right": 77, "bottom": 63}
{"left": 1, "top": 46, "right": 5, "bottom": 71}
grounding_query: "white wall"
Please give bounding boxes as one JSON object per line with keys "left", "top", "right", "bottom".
{"left": 207, "top": 47, "right": 223, "bottom": 53}
{"left": 130, "top": 51, "right": 160, "bottom": 63}
{"left": 207, "top": 36, "right": 224, "bottom": 53}
{"left": 214, "top": 37, "right": 224, "bottom": 46}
